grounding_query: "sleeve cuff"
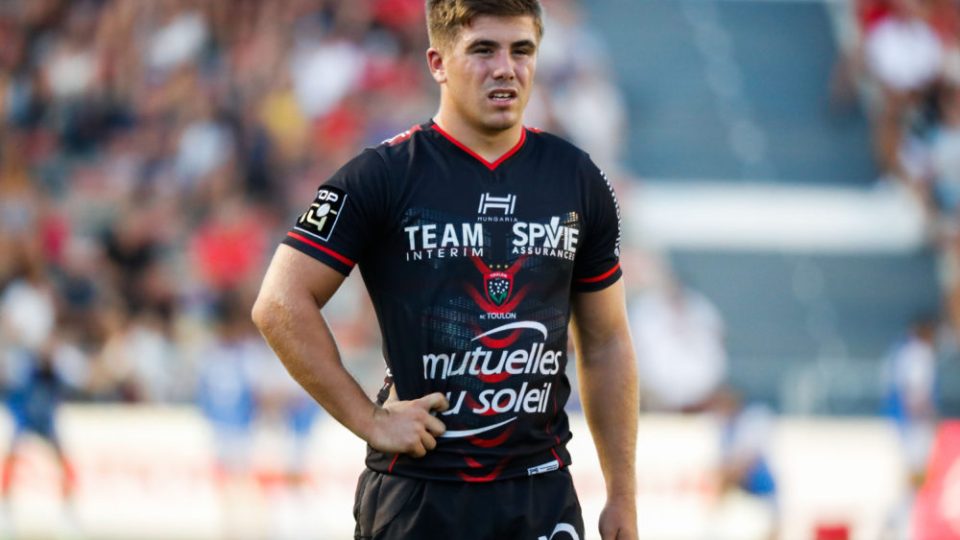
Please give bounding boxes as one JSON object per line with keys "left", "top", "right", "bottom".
{"left": 572, "top": 262, "right": 622, "bottom": 292}
{"left": 282, "top": 231, "right": 356, "bottom": 276}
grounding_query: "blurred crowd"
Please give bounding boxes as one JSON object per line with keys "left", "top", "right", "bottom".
{"left": 834, "top": 0, "right": 960, "bottom": 339}
{"left": 0, "top": 0, "right": 627, "bottom": 423}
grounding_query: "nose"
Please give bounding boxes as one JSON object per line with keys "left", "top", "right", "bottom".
{"left": 490, "top": 50, "right": 515, "bottom": 80}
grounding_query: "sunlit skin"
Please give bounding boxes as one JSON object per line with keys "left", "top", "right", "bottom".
{"left": 427, "top": 15, "right": 539, "bottom": 161}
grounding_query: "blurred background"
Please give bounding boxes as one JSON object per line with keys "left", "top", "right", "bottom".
{"left": 0, "top": 0, "right": 958, "bottom": 538}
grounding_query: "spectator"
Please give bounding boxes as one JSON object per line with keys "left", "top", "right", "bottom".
{"left": 629, "top": 274, "right": 729, "bottom": 413}
{"left": 90, "top": 304, "right": 176, "bottom": 403}
{"left": 189, "top": 194, "right": 271, "bottom": 298}
{"left": 928, "top": 84, "right": 960, "bottom": 226}
{"left": 865, "top": 0, "right": 943, "bottom": 189}
{"left": 836, "top": 0, "right": 959, "bottom": 205}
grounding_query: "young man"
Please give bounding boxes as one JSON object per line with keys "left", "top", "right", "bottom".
{"left": 252, "top": 1, "right": 639, "bottom": 538}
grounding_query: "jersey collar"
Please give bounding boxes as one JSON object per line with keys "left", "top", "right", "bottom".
{"left": 430, "top": 121, "right": 527, "bottom": 171}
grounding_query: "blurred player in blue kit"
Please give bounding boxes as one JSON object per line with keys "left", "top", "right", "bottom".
{"left": 198, "top": 294, "right": 261, "bottom": 480}
{"left": 883, "top": 316, "right": 939, "bottom": 485}
{"left": 252, "top": 0, "right": 639, "bottom": 538}
{"left": 0, "top": 247, "right": 77, "bottom": 520}
{"left": 199, "top": 292, "right": 321, "bottom": 482}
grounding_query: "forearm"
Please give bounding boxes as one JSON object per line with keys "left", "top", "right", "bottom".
{"left": 577, "top": 336, "right": 639, "bottom": 502}
{"left": 252, "top": 292, "right": 379, "bottom": 442}
{"left": 252, "top": 246, "right": 446, "bottom": 457}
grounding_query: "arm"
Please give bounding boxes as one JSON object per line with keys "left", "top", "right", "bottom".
{"left": 251, "top": 245, "right": 447, "bottom": 457}
{"left": 571, "top": 279, "right": 639, "bottom": 540}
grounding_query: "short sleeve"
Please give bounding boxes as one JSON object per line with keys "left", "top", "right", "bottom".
{"left": 282, "top": 149, "right": 390, "bottom": 275}
{"left": 572, "top": 156, "right": 622, "bottom": 292}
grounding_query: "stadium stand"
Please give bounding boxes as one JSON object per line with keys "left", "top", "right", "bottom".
{"left": 584, "top": 0, "right": 955, "bottom": 416}
{"left": 587, "top": 0, "right": 877, "bottom": 184}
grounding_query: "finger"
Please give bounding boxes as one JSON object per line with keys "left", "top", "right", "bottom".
{"left": 421, "top": 432, "right": 437, "bottom": 451}
{"left": 419, "top": 392, "right": 449, "bottom": 413}
{"left": 425, "top": 415, "right": 446, "bottom": 437}
{"left": 409, "top": 440, "right": 427, "bottom": 458}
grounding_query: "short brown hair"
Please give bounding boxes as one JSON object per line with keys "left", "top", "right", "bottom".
{"left": 426, "top": 0, "right": 544, "bottom": 50}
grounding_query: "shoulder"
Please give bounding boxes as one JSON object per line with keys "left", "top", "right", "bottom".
{"left": 334, "top": 146, "right": 390, "bottom": 179}
{"left": 328, "top": 124, "right": 429, "bottom": 178}
{"left": 525, "top": 128, "right": 606, "bottom": 184}
{"left": 525, "top": 127, "right": 590, "bottom": 161}
{"left": 380, "top": 123, "right": 426, "bottom": 148}
{"left": 370, "top": 123, "right": 433, "bottom": 167}
{"left": 330, "top": 129, "right": 416, "bottom": 186}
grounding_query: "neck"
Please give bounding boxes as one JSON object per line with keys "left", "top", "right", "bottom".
{"left": 433, "top": 111, "right": 524, "bottom": 163}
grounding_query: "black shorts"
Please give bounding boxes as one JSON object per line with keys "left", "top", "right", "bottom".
{"left": 353, "top": 468, "right": 585, "bottom": 540}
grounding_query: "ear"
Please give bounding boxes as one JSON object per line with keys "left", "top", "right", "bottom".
{"left": 426, "top": 47, "right": 447, "bottom": 84}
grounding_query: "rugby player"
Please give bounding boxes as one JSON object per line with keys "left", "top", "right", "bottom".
{"left": 252, "top": 1, "right": 639, "bottom": 538}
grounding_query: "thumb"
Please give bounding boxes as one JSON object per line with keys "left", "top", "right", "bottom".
{"left": 419, "top": 392, "right": 449, "bottom": 413}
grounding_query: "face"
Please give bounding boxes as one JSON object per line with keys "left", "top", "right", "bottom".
{"left": 429, "top": 15, "right": 539, "bottom": 135}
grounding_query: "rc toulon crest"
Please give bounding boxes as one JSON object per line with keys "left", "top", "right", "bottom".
{"left": 486, "top": 272, "right": 512, "bottom": 306}
{"left": 468, "top": 256, "right": 528, "bottom": 314}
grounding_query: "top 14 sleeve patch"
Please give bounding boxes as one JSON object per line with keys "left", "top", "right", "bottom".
{"left": 296, "top": 186, "right": 348, "bottom": 241}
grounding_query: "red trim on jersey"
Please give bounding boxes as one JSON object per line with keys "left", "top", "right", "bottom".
{"left": 468, "top": 425, "right": 516, "bottom": 448}
{"left": 550, "top": 447, "right": 565, "bottom": 467}
{"left": 477, "top": 370, "right": 511, "bottom": 384}
{"left": 476, "top": 329, "right": 522, "bottom": 349}
{"left": 576, "top": 262, "right": 620, "bottom": 284}
{"left": 545, "top": 392, "right": 563, "bottom": 446}
{"left": 431, "top": 123, "right": 527, "bottom": 171}
{"left": 385, "top": 124, "right": 422, "bottom": 146}
{"left": 456, "top": 458, "right": 509, "bottom": 482}
{"left": 286, "top": 232, "right": 355, "bottom": 267}
{"left": 387, "top": 453, "right": 400, "bottom": 473}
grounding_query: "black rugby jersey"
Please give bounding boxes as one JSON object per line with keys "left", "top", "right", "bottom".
{"left": 283, "top": 121, "right": 622, "bottom": 482}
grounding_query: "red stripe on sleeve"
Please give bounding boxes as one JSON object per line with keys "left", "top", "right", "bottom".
{"left": 576, "top": 262, "right": 620, "bottom": 284}
{"left": 286, "top": 231, "right": 356, "bottom": 267}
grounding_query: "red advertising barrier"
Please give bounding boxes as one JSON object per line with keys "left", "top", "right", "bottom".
{"left": 914, "top": 421, "right": 960, "bottom": 540}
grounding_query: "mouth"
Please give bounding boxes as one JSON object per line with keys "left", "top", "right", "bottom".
{"left": 487, "top": 89, "right": 518, "bottom": 105}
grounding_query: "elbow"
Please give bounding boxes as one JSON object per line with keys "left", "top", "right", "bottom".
{"left": 251, "top": 291, "right": 281, "bottom": 336}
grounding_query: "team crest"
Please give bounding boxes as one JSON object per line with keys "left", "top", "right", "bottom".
{"left": 468, "top": 256, "right": 528, "bottom": 314}
{"left": 486, "top": 272, "right": 512, "bottom": 306}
